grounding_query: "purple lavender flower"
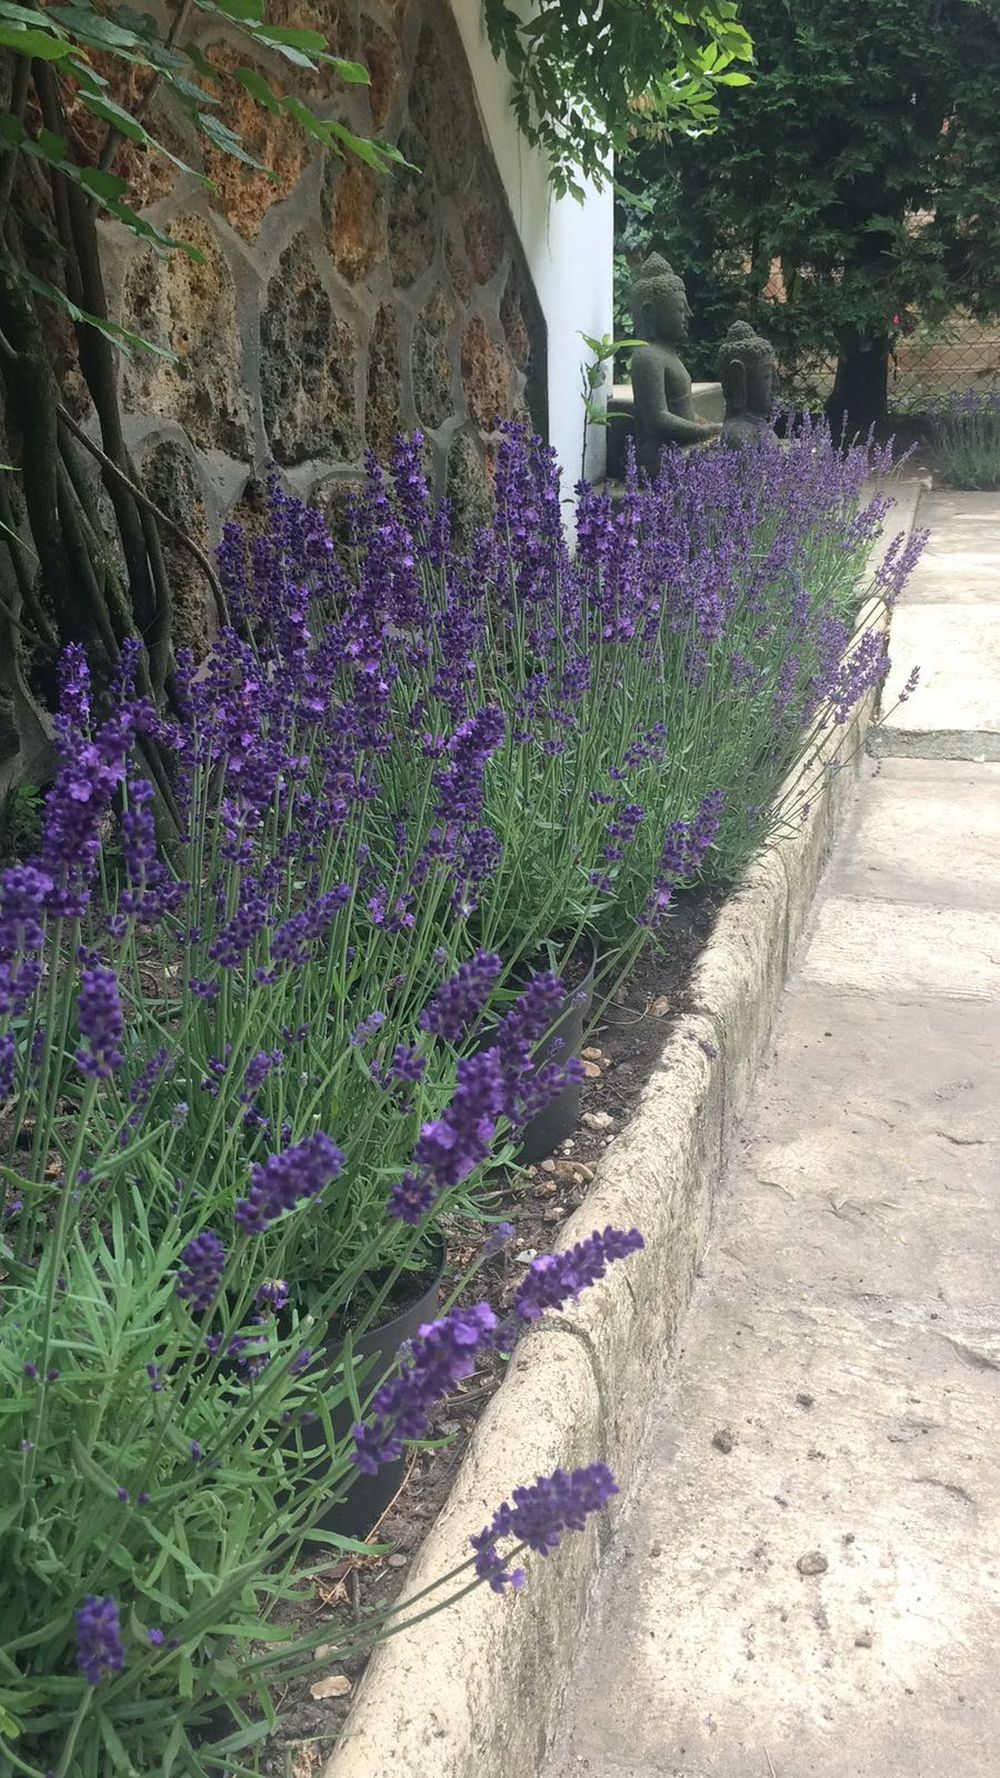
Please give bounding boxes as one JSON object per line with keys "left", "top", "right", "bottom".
{"left": 471, "top": 1463, "right": 619, "bottom": 1591}
{"left": 176, "top": 1231, "right": 226, "bottom": 1313}
{"left": 419, "top": 952, "right": 503, "bottom": 1043}
{"left": 351, "top": 1010, "right": 386, "bottom": 1046}
{"left": 512, "top": 1227, "right": 644, "bottom": 1323}
{"left": 235, "top": 1132, "right": 345, "bottom": 1235}
{"left": 485, "top": 1221, "right": 515, "bottom": 1256}
{"left": 76, "top": 966, "right": 125, "bottom": 1080}
{"left": 256, "top": 1278, "right": 290, "bottom": 1312}
{"left": 0, "top": 1031, "right": 15, "bottom": 1100}
{"left": 75, "top": 1595, "right": 125, "bottom": 1686}
{"left": 351, "top": 1303, "right": 497, "bottom": 1474}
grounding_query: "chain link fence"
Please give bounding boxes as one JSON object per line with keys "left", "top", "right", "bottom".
{"left": 890, "top": 312, "right": 1000, "bottom": 411}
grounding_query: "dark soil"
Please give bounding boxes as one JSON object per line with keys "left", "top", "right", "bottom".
{"left": 255, "top": 883, "right": 727, "bottom": 1778}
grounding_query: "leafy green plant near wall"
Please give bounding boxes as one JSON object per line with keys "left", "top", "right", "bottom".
{"left": 484, "top": 0, "right": 753, "bottom": 200}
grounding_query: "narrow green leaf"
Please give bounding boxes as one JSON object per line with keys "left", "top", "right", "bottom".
{"left": 197, "top": 111, "right": 277, "bottom": 178}
{"left": 232, "top": 64, "right": 283, "bottom": 117}
{"left": 321, "top": 54, "right": 370, "bottom": 85}
{"left": 77, "top": 165, "right": 130, "bottom": 202}
{"left": 0, "top": 23, "right": 74, "bottom": 57}
{"left": 78, "top": 93, "right": 151, "bottom": 145}
{"left": 211, "top": 0, "right": 266, "bottom": 20}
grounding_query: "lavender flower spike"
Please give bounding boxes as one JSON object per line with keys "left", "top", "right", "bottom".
{"left": 235, "top": 1132, "right": 345, "bottom": 1236}
{"left": 75, "top": 1594, "right": 126, "bottom": 1686}
{"left": 176, "top": 1230, "right": 226, "bottom": 1313}
{"left": 351, "top": 1303, "right": 498, "bottom": 1475}
{"left": 513, "top": 1227, "right": 644, "bottom": 1323}
{"left": 76, "top": 965, "right": 125, "bottom": 1079}
{"left": 471, "top": 1463, "right": 619, "bottom": 1593}
{"left": 419, "top": 951, "right": 503, "bottom": 1043}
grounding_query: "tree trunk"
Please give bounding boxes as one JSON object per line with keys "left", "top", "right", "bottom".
{"left": 826, "top": 332, "right": 889, "bottom": 442}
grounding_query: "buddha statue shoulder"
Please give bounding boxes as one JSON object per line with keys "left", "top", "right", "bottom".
{"left": 629, "top": 254, "right": 721, "bottom": 475}
{"left": 717, "top": 320, "right": 777, "bottom": 448}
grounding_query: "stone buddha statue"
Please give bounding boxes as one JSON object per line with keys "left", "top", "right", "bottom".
{"left": 629, "top": 254, "right": 721, "bottom": 474}
{"left": 717, "top": 320, "right": 777, "bottom": 448}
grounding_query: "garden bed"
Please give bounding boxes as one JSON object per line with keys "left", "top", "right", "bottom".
{"left": 0, "top": 424, "right": 925, "bottom": 1778}
{"left": 254, "top": 888, "right": 725, "bottom": 1775}
{"left": 317, "top": 479, "right": 926, "bottom": 1778}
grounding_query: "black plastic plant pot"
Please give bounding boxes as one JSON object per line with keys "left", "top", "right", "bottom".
{"left": 292, "top": 1238, "right": 445, "bottom": 1544}
{"left": 515, "top": 935, "right": 598, "bottom": 1166}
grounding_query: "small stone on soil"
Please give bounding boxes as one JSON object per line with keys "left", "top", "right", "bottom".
{"left": 386, "top": 1553, "right": 408, "bottom": 1568}
{"left": 712, "top": 1428, "right": 736, "bottom": 1454}
{"left": 540, "top": 1158, "right": 556, "bottom": 1173}
{"left": 855, "top": 1629, "right": 874, "bottom": 1647}
{"left": 309, "top": 1674, "right": 352, "bottom": 1700}
{"left": 581, "top": 1047, "right": 603, "bottom": 1061}
{"left": 796, "top": 1391, "right": 815, "bottom": 1408}
{"left": 797, "top": 1551, "right": 829, "bottom": 1576}
{"left": 582, "top": 1111, "right": 613, "bottom": 1132}
{"left": 581, "top": 1061, "right": 602, "bottom": 1079}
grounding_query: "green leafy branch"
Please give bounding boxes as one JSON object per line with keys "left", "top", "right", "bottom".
{"left": 484, "top": 0, "right": 754, "bottom": 199}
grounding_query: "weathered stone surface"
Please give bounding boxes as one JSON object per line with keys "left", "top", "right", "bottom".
{"left": 260, "top": 233, "right": 358, "bottom": 465}
{"left": 201, "top": 48, "right": 308, "bottom": 240}
{"left": 121, "top": 215, "right": 253, "bottom": 458}
{"left": 461, "top": 190, "right": 506, "bottom": 285}
{"left": 99, "top": 0, "right": 548, "bottom": 617}
{"left": 500, "top": 263, "right": 532, "bottom": 370}
{"left": 387, "top": 133, "right": 437, "bottom": 287}
{"left": 362, "top": 18, "right": 401, "bottom": 131}
{"left": 365, "top": 304, "right": 402, "bottom": 458}
{"left": 412, "top": 288, "right": 456, "bottom": 430}
{"left": 444, "top": 227, "right": 474, "bottom": 306}
{"left": 324, "top": 159, "right": 387, "bottom": 285}
{"left": 460, "top": 316, "right": 514, "bottom": 430}
{"left": 446, "top": 431, "right": 493, "bottom": 540}
{"left": 139, "top": 438, "right": 215, "bottom": 655}
{"left": 409, "top": 14, "right": 474, "bottom": 196}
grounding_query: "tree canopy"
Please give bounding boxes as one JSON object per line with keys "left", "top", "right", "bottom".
{"left": 616, "top": 0, "right": 1000, "bottom": 431}
{"left": 484, "top": 0, "right": 753, "bottom": 200}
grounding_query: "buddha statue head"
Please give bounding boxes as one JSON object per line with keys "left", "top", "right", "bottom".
{"left": 630, "top": 254, "right": 691, "bottom": 348}
{"left": 717, "top": 321, "right": 777, "bottom": 441}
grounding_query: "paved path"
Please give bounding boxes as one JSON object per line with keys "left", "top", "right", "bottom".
{"left": 542, "top": 490, "right": 1000, "bottom": 1778}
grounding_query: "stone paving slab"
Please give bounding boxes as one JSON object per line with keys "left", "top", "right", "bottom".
{"left": 720, "top": 986, "right": 1000, "bottom": 1312}
{"left": 901, "top": 491, "right": 1000, "bottom": 605}
{"left": 544, "top": 1292, "right": 1000, "bottom": 1778}
{"left": 802, "top": 896, "right": 1000, "bottom": 999}
{"left": 829, "top": 759, "right": 1000, "bottom": 908}
{"left": 877, "top": 603, "right": 1000, "bottom": 758}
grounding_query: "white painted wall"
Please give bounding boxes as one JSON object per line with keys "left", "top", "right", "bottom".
{"left": 447, "top": 1, "right": 615, "bottom": 508}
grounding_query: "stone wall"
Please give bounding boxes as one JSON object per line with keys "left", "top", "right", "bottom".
{"left": 99, "top": 0, "right": 546, "bottom": 640}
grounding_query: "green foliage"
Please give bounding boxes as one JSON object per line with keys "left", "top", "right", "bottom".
{"left": 484, "top": 0, "right": 753, "bottom": 199}
{"left": 928, "top": 391, "right": 1000, "bottom": 490}
{"left": 615, "top": 0, "right": 1000, "bottom": 418}
{"left": 577, "top": 331, "right": 644, "bottom": 477}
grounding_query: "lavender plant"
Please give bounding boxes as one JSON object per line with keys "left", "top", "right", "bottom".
{"left": 928, "top": 388, "right": 1000, "bottom": 490}
{"left": 0, "top": 1097, "right": 641, "bottom": 1773}
{"left": 0, "top": 414, "right": 924, "bottom": 1774}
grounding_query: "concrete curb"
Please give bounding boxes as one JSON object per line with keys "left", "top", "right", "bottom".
{"left": 323, "top": 480, "right": 926, "bottom": 1778}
